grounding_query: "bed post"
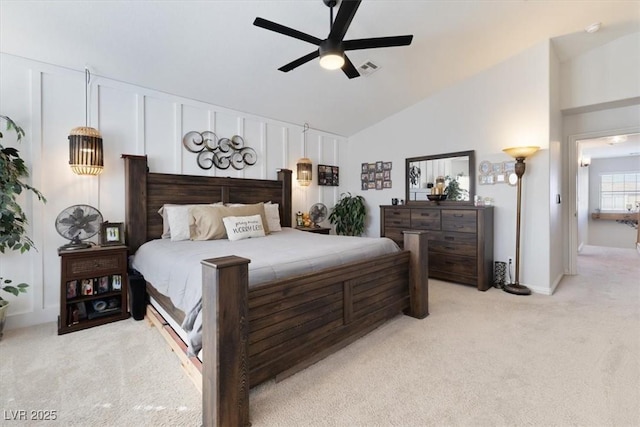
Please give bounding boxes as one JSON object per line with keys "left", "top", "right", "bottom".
{"left": 277, "top": 169, "right": 292, "bottom": 227}
{"left": 403, "top": 230, "right": 429, "bottom": 319}
{"left": 201, "top": 256, "right": 251, "bottom": 427}
{"left": 122, "top": 154, "right": 148, "bottom": 253}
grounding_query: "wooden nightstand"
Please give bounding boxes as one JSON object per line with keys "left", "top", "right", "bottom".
{"left": 58, "top": 245, "right": 130, "bottom": 335}
{"left": 295, "top": 226, "right": 331, "bottom": 235}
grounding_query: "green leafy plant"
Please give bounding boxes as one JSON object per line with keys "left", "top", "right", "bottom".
{"left": 444, "top": 175, "right": 468, "bottom": 201}
{"left": 0, "top": 115, "right": 46, "bottom": 301}
{"left": 328, "top": 192, "right": 366, "bottom": 236}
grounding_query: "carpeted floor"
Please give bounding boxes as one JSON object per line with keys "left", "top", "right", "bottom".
{"left": 1, "top": 245, "right": 638, "bottom": 426}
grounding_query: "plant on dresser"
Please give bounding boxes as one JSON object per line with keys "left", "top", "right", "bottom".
{"left": 58, "top": 245, "right": 130, "bottom": 334}
{"left": 380, "top": 204, "right": 494, "bottom": 291}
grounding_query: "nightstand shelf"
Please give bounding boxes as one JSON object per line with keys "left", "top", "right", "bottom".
{"left": 295, "top": 226, "right": 331, "bottom": 234}
{"left": 58, "top": 245, "right": 130, "bottom": 335}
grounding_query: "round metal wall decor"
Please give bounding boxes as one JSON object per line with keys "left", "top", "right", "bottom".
{"left": 182, "top": 131, "right": 257, "bottom": 170}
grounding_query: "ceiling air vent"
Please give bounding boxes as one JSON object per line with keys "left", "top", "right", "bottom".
{"left": 357, "top": 60, "right": 381, "bottom": 77}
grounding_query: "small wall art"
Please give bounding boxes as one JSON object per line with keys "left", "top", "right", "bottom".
{"left": 361, "top": 161, "right": 392, "bottom": 190}
{"left": 479, "top": 160, "right": 516, "bottom": 186}
{"left": 318, "top": 165, "right": 339, "bottom": 186}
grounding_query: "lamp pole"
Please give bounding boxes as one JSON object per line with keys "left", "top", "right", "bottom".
{"left": 502, "top": 146, "right": 539, "bottom": 295}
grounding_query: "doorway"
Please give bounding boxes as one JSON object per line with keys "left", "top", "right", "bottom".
{"left": 567, "top": 129, "right": 640, "bottom": 274}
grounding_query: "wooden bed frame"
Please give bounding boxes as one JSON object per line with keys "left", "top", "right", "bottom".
{"left": 122, "top": 154, "right": 429, "bottom": 427}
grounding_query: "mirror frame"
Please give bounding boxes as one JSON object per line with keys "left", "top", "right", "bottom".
{"left": 405, "top": 150, "right": 475, "bottom": 205}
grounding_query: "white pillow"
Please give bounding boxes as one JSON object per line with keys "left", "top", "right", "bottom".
{"left": 222, "top": 214, "right": 266, "bottom": 241}
{"left": 264, "top": 203, "right": 282, "bottom": 232}
{"left": 165, "top": 205, "right": 194, "bottom": 241}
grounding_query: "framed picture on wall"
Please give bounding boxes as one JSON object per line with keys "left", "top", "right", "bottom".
{"left": 318, "top": 164, "right": 339, "bottom": 186}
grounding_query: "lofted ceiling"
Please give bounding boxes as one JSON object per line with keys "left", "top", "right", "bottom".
{"left": 1, "top": 0, "right": 639, "bottom": 137}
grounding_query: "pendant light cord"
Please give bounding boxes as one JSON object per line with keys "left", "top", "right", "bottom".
{"left": 85, "top": 68, "right": 91, "bottom": 127}
{"left": 302, "top": 122, "right": 309, "bottom": 157}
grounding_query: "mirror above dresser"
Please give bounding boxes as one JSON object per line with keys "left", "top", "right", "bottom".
{"left": 406, "top": 150, "right": 475, "bottom": 204}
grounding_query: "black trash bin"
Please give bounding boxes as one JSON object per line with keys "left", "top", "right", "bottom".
{"left": 128, "top": 269, "right": 147, "bottom": 320}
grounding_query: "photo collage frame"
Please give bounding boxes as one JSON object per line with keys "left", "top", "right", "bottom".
{"left": 361, "top": 161, "right": 392, "bottom": 190}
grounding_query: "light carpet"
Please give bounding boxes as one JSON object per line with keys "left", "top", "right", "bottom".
{"left": 1, "top": 245, "right": 638, "bottom": 426}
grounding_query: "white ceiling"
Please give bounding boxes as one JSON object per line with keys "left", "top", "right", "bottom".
{"left": 1, "top": 0, "right": 639, "bottom": 137}
{"left": 579, "top": 133, "right": 640, "bottom": 160}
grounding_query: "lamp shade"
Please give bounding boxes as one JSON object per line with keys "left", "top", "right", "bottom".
{"left": 69, "top": 126, "right": 104, "bottom": 176}
{"left": 502, "top": 146, "right": 540, "bottom": 160}
{"left": 296, "top": 157, "right": 312, "bottom": 186}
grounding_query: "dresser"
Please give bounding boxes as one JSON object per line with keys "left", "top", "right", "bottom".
{"left": 380, "top": 205, "right": 494, "bottom": 291}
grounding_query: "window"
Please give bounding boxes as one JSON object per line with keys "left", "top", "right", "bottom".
{"left": 599, "top": 172, "right": 640, "bottom": 211}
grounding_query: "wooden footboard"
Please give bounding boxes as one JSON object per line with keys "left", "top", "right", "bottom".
{"left": 201, "top": 231, "right": 428, "bottom": 427}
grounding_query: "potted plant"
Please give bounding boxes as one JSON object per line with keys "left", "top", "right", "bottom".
{"left": 328, "top": 192, "right": 366, "bottom": 236}
{"left": 0, "top": 115, "right": 46, "bottom": 338}
{"left": 444, "top": 174, "right": 469, "bottom": 201}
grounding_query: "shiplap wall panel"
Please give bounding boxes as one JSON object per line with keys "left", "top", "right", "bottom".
{"left": 98, "top": 84, "right": 138, "bottom": 223}
{"left": 145, "top": 96, "right": 176, "bottom": 173}
{"left": 181, "top": 104, "right": 210, "bottom": 176}
{"left": 0, "top": 53, "right": 347, "bottom": 329}
{"left": 242, "top": 117, "right": 264, "bottom": 180}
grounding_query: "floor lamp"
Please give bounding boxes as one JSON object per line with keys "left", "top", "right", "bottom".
{"left": 502, "top": 146, "right": 540, "bottom": 295}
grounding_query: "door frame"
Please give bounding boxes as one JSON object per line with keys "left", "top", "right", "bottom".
{"left": 565, "top": 125, "right": 640, "bottom": 274}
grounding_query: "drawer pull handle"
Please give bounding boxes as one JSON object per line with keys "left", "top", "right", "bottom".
{"left": 420, "top": 213, "right": 430, "bottom": 217}
{"left": 453, "top": 214, "right": 464, "bottom": 217}
{"left": 445, "top": 246, "right": 455, "bottom": 250}
{"left": 444, "top": 236, "right": 455, "bottom": 241}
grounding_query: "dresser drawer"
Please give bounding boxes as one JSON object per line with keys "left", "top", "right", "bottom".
{"left": 384, "top": 209, "right": 411, "bottom": 228}
{"left": 441, "top": 210, "right": 477, "bottom": 233}
{"left": 428, "top": 231, "right": 477, "bottom": 257}
{"left": 64, "top": 252, "right": 126, "bottom": 277}
{"left": 410, "top": 209, "right": 441, "bottom": 230}
{"left": 429, "top": 252, "right": 477, "bottom": 277}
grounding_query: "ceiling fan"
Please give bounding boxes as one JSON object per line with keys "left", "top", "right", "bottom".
{"left": 253, "top": 0, "right": 413, "bottom": 79}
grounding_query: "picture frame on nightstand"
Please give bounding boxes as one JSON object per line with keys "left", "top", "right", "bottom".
{"left": 100, "top": 221, "right": 125, "bottom": 246}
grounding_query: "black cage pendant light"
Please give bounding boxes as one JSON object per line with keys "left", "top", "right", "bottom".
{"left": 68, "top": 68, "right": 104, "bottom": 176}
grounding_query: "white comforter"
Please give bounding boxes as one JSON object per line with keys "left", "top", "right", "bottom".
{"left": 131, "top": 228, "right": 400, "bottom": 354}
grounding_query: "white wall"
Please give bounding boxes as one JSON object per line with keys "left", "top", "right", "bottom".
{"left": 347, "top": 41, "right": 552, "bottom": 293}
{"left": 0, "top": 53, "right": 346, "bottom": 329}
{"left": 548, "top": 43, "right": 564, "bottom": 292}
{"left": 577, "top": 165, "right": 590, "bottom": 250}
{"left": 560, "top": 33, "right": 640, "bottom": 273}
{"left": 587, "top": 156, "right": 640, "bottom": 249}
{"left": 561, "top": 32, "right": 640, "bottom": 110}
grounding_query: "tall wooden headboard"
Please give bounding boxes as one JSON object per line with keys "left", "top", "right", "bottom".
{"left": 122, "top": 154, "right": 292, "bottom": 252}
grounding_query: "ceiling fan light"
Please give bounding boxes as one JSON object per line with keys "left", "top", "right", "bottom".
{"left": 320, "top": 53, "right": 345, "bottom": 70}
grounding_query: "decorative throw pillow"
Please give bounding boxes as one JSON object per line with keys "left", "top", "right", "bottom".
{"left": 158, "top": 203, "right": 221, "bottom": 239}
{"left": 190, "top": 203, "right": 270, "bottom": 240}
{"left": 264, "top": 202, "right": 282, "bottom": 232}
{"left": 223, "top": 215, "right": 266, "bottom": 241}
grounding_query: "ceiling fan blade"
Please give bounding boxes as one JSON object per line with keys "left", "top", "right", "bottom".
{"left": 278, "top": 50, "right": 320, "bottom": 72}
{"left": 254, "top": 17, "right": 322, "bottom": 46}
{"left": 328, "top": 0, "right": 362, "bottom": 42}
{"left": 343, "top": 35, "right": 413, "bottom": 51}
{"left": 341, "top": 55, "right": 360, "bottom": 79}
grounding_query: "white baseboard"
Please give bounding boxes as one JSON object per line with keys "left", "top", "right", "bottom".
{"left": 5, "top": 307, "right": 58, "bottom": 331}
{"left": 527, "top": 283, "right": 553, "bottom": 296}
